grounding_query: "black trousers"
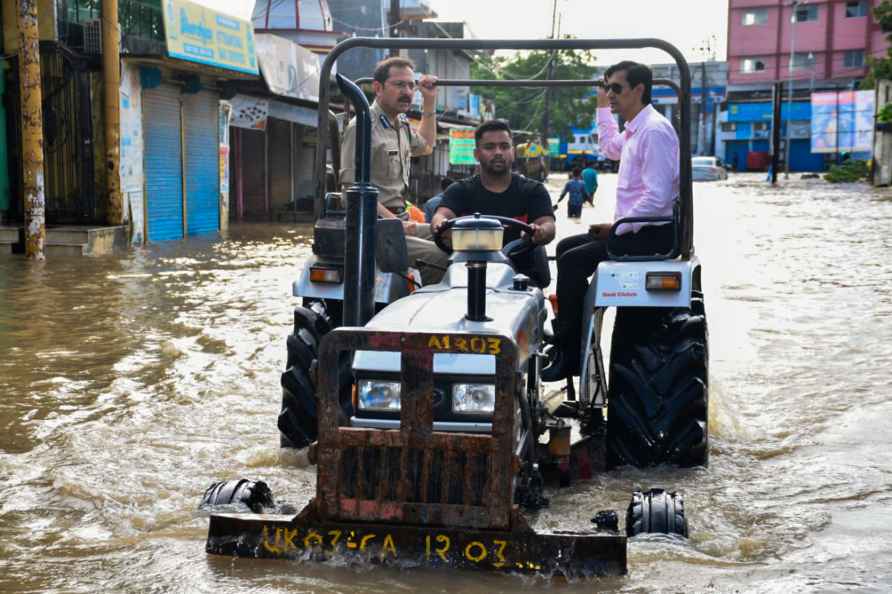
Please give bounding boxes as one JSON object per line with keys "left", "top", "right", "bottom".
{"left": 510, "top": 244, "right": 551, "bottom": 288}
{"left": 554, "top": 224, "right": 675, "bottom": 373}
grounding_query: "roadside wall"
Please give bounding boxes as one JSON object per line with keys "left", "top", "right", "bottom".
{"left": 119, "top": 63, "right": 145, "bottom": 244}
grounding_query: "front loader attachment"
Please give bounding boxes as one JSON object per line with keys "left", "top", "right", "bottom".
{"left": 206, "top": 329, "right": 627, "bottom": 576}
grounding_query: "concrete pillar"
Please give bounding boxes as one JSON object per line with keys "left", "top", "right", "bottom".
{"left": 17, "top": 0, "right": 45, "bottom": 259}
{"left": 103, "top": 0, "right": 122, "bottom": 225}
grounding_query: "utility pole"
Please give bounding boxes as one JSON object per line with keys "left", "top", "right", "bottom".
{"left": 770, "top": 81, "right": 783, "bottom": 185}
{"left": 541, "top": 0, "right": 558, "bottom": 144}
{"left": 785, "top": 0, "right": 803, "bottom": 179}
{"left": 694, "top": 36, "right": 714, "bottom": 156}
{"left": 103, "top": 0, "right": 123, "bottom": 225}
{"left": 17, "top": 0, "right": 46, "bottom": 259}
{"left": 389, "top": 0, "right": 400, "bottom": 57}
{"left": 700, "top": 60, "right": 708, "bottom": 155}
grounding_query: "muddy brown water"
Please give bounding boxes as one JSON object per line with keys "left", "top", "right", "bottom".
{"left": 2, "top": 174, "right": 892, "bottom": 593}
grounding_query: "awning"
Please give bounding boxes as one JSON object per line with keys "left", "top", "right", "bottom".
{"left": 255, "top": 33, "right": 321, "bottom": 103}
{"left": 268, "top": 99, "right": 318, "bottom": 128}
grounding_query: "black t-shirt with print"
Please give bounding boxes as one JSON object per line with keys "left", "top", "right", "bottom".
{"left": 439, "top": 174, "right": 554, "bottom": 244}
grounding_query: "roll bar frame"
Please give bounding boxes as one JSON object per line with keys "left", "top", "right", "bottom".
{"left": 315, "top": 37, "right": 693, "bottom": 258}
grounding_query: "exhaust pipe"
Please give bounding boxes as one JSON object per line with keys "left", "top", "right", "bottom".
{"left": 336, "top": 74, "right": 378, "bottom": 327}
{"left": 466, "top": 261, "right": 488, "bottom": 321}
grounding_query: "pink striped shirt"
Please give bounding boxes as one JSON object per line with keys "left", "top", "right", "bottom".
{"left": 597, "top": 104, "right": 679, "bottom": 235}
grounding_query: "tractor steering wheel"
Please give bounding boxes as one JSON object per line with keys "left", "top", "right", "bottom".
{"left": 433, "top": 215, "right": 537, "bottom": 260}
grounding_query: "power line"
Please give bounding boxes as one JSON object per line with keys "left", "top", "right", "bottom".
{"left": 330, "top": 16, "right": 408, "bottom": 33}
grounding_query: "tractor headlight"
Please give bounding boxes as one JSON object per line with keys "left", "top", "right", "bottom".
{"left": 451, "top": 227, "right": 503, "bottom": 252}
{"left": 452, "top": 383, "right": 496, "bottom": 415}
{"left": 357, "top": 380, "right": 401, "bottom": 411}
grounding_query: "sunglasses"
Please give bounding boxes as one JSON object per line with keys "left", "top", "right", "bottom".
{"left": 604, "top": 82, "right": 626, "bottom": 95}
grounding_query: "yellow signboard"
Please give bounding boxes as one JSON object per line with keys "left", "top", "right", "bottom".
{"left": 162, "top": 0, "right": 258, "bottom": 75}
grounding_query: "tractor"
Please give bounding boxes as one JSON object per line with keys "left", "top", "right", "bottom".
{"left": 203, "top": 36, "right": 707, "bottom": 578}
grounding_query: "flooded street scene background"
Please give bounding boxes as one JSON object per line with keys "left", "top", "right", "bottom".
{"left": 2, "top": 173, "right": 892, "bottom": 593}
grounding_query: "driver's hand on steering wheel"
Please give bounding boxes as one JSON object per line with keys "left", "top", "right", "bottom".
{"left": 432, "top": 219, "right": 451, "bottom": 247}
{"left": 524, "top": 223, "right": 548, "bottom": 245}
{"left": 432, "top": 218, "right": 445, "bottom": 235}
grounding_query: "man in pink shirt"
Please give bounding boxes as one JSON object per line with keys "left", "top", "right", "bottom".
{"left": 542, "top": 61, "right": 678, "bottom": 382}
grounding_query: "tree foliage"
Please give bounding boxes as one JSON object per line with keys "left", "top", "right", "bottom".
{"left": 868, "top": 1, "right": 892, "bottom": 86}
{"left": 470, "top": 47, "right": 599, "bottom": 140}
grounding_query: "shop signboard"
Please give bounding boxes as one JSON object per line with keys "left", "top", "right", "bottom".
{"left": 448, "top": 128, "right": 476, "bottom": 165}
{"left": 811, "top": 90, "right": 874, "bottom": 154}
{"left": 162, "top": 0, "right": 258, "bottom": 75}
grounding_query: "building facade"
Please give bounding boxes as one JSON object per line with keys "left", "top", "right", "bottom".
{"left": 725, "top": 0, "right": 889, "bottom": 171}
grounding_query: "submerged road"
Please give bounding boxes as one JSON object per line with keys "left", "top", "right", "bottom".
{"left": 2, "top": 173, "right": 892, "bottom": 592}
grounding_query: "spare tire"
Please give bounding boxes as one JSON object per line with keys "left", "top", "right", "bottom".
{"left": 201, "top": 479, "right": 274, "bottom": 513}
{"left": 626, "top": 488, "right": 688, "bottom": 537}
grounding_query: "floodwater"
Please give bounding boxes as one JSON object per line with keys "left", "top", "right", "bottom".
{"left": 2, "top": 173, "right": 892, "bottom": 593}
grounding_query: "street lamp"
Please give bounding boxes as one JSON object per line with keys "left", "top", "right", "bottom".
{"left": 785, "top": 0, "right": 806, "bottom": 179}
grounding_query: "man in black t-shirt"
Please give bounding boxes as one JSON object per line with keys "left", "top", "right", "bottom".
{"left": 431, "top": 120, "right": 556, "bottom": 286}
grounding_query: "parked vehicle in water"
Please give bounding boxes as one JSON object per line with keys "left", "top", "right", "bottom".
{"left": 692, "top": 156, "right": 728, "bottom": 181}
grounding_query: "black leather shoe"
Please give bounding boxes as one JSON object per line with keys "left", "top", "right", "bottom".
{"left": 541, "top": 349, "right": 571, "bottom": 382}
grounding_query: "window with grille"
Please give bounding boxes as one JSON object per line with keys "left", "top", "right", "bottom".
{"left": 742, "top": 9, "right": 768, "bottom": 26}
{"left": 792, "top": 4, "right": 818, "bottom": 22}
{"left": 844, "top": 50, "right": 865, "bottom": 68}
{"left": 741, "top": 58, "right": 766, "bottom": 73}
{"left": 845, "top": 1, "right": 868, "bottom": 18}
{"left": 790, "top": 52, "right": 816, "bottom": 69}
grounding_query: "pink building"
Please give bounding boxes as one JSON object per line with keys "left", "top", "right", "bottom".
{"left": 727, "top": 0, "right": 889, "bottom": 86}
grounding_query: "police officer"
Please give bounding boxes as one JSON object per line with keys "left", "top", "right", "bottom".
{"left": 340, "top": 57, "right": 450, "bottom": 285}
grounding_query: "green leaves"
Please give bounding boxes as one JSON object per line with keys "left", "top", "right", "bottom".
{"left": 470, "top": 48, "right": 599, "bottom": 139}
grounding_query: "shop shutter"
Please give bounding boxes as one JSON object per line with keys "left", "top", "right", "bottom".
{"left": 182, "top": 91, "right": 220, "bottom": 236}
{"left": 143, "top": 85, "right": 184, "bottom": 241}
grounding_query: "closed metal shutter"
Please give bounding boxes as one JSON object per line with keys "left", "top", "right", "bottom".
{"left": 182, "top": 91, "right": 220, "bottom": 236}
{"left": 143, "top": 85, "right": 184, "bottom": 241}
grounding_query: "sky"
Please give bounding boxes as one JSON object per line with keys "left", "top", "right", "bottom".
{"left": 196, "top": 0, "right": 728, "bottom": 67}
{"left": 428, "top": 0, "right": 728, "bottom": 65}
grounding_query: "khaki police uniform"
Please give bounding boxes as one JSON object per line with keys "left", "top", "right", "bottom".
{"left": 340, "top": 101, "right": 449, "bottom": 284}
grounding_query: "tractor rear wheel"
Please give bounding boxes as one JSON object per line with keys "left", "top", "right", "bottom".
{"left": 606, "top": 304, "right": 708, "bottom": 468}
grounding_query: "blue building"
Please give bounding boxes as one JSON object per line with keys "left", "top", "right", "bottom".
{"left": 717, "top": 100, "right": 827, "bottom": 172}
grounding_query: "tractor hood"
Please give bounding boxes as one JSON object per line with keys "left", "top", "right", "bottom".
{"left": 352, "top": 262, "right": 546, "bottom": 374}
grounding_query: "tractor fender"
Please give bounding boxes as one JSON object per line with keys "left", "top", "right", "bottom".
{"left": 293, "top": 256, "right": 420, "bottom": 305}
{"left": 594, "top": 257, "right": 700, "bottom": 309}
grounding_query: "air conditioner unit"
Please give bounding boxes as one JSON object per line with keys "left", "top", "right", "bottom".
{"left": 84, "top": 20, "right": 102, "bottom": 55}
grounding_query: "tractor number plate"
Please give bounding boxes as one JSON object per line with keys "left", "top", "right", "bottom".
{"left": 208, "top": 513, "right": 627, "bottom": 576}
{"left": 257, "top": 523, "right": 541, "bottom": 571}
{"left": 426, "top": 335, "right": 502, "bottom": 356}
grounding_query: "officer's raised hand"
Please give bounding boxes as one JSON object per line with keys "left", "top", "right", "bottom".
{"left": 418, "top": 74, "right": 438, "bottom": 104}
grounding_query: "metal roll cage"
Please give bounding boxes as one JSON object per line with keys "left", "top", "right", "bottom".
{"left": 315, "top": 37, "right": 694, "bottom": 258}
